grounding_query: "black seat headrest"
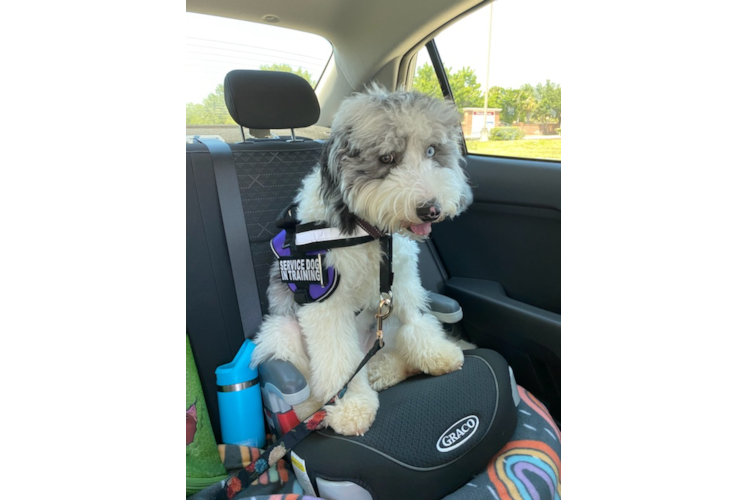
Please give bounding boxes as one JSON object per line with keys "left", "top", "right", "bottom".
{"left": 224, "top": 70, "right": 320, "bottom": 130}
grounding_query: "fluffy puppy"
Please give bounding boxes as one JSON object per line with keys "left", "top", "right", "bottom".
{"left": 251, "top": 84, "right": 473, "bottom": 436}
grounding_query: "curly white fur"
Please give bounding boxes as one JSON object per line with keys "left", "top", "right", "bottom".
{"left": 251, "top": 85, "right": 473, "bottom": 436}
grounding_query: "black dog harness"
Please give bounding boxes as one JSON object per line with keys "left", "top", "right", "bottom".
{"left": 270, "top": 203, "right": 393, "bottom": 305}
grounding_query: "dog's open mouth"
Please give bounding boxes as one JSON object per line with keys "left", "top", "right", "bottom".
{"left": 405, "top": 221, "right": 433, "bottom": 236}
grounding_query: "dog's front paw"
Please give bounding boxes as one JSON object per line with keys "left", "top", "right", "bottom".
{"left": 324, "top": 393, "right": 379, "bottom": 436}
{"left": 368, "top": 352, "right": 420, "bottom": 392}
{"left": 418, "top": 340, "right": 464, "bottom": 376}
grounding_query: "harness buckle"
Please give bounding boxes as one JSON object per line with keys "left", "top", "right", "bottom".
{"left": 317, "top": 253, "right": 325, "bottom": 285}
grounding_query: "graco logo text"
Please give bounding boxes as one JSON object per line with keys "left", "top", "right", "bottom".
{"left": 436, "top": 415, "right": 480, "bottom": 452}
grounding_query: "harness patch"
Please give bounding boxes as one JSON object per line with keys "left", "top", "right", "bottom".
{"left": 270, "top": 230, "right": 339, "bottom": 304}
{"left": 278, "top": 255, "right": 328, "bottom": 285}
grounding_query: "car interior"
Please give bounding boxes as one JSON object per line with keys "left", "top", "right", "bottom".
{"left": 186, "top": 0, "right": 560, "bottom": 498}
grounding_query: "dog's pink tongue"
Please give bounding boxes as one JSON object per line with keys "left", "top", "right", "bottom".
{"left": 410, "top": 222, "right": 432, "bottom": 236}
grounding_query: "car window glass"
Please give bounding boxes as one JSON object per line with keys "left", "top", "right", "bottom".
{"left": 186, "top": 13, "right": 332, "bottom": 142}
{"left": 413, "top": 2, "right": 561, "bottom": 161}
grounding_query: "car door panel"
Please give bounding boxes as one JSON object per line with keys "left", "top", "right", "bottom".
{"left": 430, "top": 154, "right": 561, "bottom": 422}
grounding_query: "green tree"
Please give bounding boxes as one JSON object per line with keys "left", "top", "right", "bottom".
{"left": 487, "top": 86, "right": 522, "bottom": 124}
{"left": 450, "top": 67, "right": 484, "bottom": 113}
{"left": 518, "top": 84, "right": 539, "bottom": 123}
{"left": 533, "top": 80, "right": 561, "bottom": 125}
{"left": 412, "top": 62, "right": 442, "bottom": 98}
{"left": 259, "top": 63, "right": 316, "bottom": 87}
{"left": 487, "top": 81, "right": 561, "bottom": 125}
{"left": 186, "top": 102, "right": 209, "bottom": 125}
{"left": 186, "top": 84, "right": 234, "bottom": 125}
{"left": 412, "top": 63, "right": 484, "bottom": 114}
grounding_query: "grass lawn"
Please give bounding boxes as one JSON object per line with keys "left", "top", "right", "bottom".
{"left": 465, "top": 138, "right": 561, "bottom": 161}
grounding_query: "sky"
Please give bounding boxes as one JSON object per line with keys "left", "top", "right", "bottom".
{"left": 186, "top": 1, "right": 562, "bottom": 104}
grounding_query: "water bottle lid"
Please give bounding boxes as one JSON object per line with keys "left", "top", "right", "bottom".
{"left": 215, "top": 339, "right": 259, "bottom": 386}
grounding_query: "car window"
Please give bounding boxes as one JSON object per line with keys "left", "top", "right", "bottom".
{"left": 186, "top": 13, "right": 333, "bottom": 142}
{"left": 412, "top": 1, "right": 561, "bottom": 161}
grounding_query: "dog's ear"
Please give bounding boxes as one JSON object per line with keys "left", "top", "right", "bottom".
{"left": 318, "top": 128, "right": 359, "bottom": 235}
{"left": 442, "top": 115, "right": 474, "bottom": 215}
{"left": 319, "top": 127, "right": 354, "bottom": 191}
{"left": 455, "top": 150, "right": 474, "bottom": 215}
{"left": 318, "top": 137, "right": 335, "bottom": 179}
{"left": 319, "top": 129, "right": 348, "bottom": 183}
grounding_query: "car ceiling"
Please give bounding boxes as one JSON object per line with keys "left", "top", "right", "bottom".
{"left": 186, "top": 0, "right": 487, "bottom": 95}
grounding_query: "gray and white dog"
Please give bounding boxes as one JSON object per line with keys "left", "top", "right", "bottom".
{"left": 251, "top": 84, "right": 474, "bottom": 436}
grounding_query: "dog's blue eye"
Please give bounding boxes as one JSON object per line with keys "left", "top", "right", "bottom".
{"left": 379, "top": 153, "right": 395, "bottom": 165}
{"left": 426, "top": 146, "right": 436, "bottom": 158}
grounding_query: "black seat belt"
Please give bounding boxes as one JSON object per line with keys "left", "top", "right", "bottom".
{"left": 197, "top": 138, "right": 263, "bottom": 338}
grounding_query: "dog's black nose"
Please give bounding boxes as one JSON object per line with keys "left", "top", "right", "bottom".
{"left": 416, "top": 204, "right": 441, "bottom": 222}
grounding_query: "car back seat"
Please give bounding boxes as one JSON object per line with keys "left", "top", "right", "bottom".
{"left": 187, "top": 70, "right": 325, "bottom": 441}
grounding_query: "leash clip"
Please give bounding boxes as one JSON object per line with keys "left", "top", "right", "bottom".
{"left": 375, "top": 292, "right": 393, "bottom": 347}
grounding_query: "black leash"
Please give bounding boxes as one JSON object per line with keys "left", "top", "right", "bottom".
{"left": 380, "top": 234, "right": 393, "bottom": 294}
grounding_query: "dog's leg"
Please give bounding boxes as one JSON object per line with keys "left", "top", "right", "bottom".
{"left": 250, "top": 315, "right": 328, "bottom": 423}
{"left": 367, "top": 350, "right": 421, "bottom": 391}
{"left": 395, "top": 308, "right": 464, "bottom": 376}
{"left": 250, "top": 315, "right": 308, "bottom": 369}
{"left": 363, "top": 314, "right": 418, "bottom": 391}
{"left": 391, "top": 246, "right": 464, "bottom": 376}
{"left": 322, "top": 365, "right": 379, "bottom": 436}
{"left": 296, "top": 301, "right": 379, "bottom": 436}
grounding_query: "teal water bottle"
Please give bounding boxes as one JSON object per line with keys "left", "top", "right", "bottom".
{"left": 215, "top": 339, "right": 266, "bottom": 448}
